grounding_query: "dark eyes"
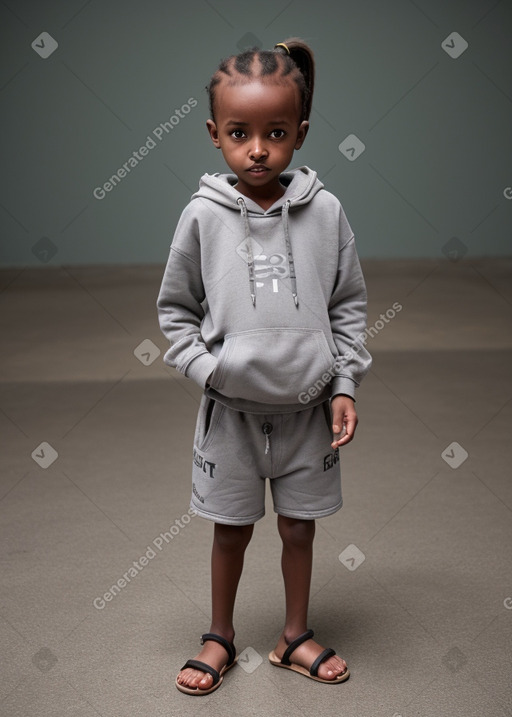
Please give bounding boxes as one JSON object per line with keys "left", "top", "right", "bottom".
{"left": 230, "top": 129, "right": 286, "bottom": 140}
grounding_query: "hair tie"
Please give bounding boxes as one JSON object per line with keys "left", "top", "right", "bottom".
{"left": 274, "top": 42, "right": 290, "bottom": 55}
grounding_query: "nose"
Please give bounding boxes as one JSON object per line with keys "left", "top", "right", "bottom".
{"left": 249, "top": 138, "right": 268, "bottom": 160}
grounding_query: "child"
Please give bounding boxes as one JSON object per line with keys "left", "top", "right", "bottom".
{"left": 157, "top": 37, "right": 372, "bottom": 695}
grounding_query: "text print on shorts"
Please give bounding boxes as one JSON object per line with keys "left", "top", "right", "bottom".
{"left": 192, "top": 396, "right": 222, "bottom": 507}
{"left": 193, "top": 396, "right": 221, "bottom": 478}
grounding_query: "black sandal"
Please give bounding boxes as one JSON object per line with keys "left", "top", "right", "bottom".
{"left": 175, "top": 633, "right": 237, "bottom": 695}
{"left": 268, "top": 629, "right": 349, "bottom": 683}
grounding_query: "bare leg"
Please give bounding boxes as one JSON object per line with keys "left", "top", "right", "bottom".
{"left": 280, "top": 515, "right": 314, "bottom": 636}
{"left": 176, "top": 522, "right": 254, "bottom": 691}
{"left": 273, "top": 515, "right": 348, "bottom": 680}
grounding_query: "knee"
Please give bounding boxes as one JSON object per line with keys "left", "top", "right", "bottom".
{"left": 214, "top": 523, "right": 254, "bottom": 553}
{"left": 278, "top": 516, "right": 315, "bottom": 549}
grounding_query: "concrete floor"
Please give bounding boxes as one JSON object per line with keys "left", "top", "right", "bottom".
{"left": 1, "top": 258, "right": 511, "bottom": 717}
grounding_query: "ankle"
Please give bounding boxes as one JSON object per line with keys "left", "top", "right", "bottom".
{"left": 208, "top": 625, "right": 235, "bottom": 644}
{"left": 281, "top": 626, "right": 308, "bottom": 645}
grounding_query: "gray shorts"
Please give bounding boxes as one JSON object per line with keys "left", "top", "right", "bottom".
{"left": 190, "top": 394, "right": 342, "bottom": 525}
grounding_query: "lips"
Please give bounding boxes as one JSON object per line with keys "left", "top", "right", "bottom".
{"left": 247, "top": 165, "right": 270, "bottom": 173}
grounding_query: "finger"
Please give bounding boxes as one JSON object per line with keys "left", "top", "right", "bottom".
{"left": 331, "top": 412, "right": 342, "bottom": 434}
{"left": 331, "top": 421, "right": 346, "bottom": 448}
{"left": 331, "top": 415, "right": 357, "bottom": 447}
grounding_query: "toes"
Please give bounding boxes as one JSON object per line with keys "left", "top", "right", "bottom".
{"left": 191, "top": 670, "right": 213, "bottom": 689}
{"left": 177, "top": 668, "right": 213, "bottom": 689}
{"left": 194, "top": 670, "right": 213, "bottom": 688}
{"left": 335, "top": 656, "right": 348, "bottom": 673}
{"left": 177, "top": 668, "right": 195, "bottom": 686}
{"left": 197, "top": 673, "right": 214, "bottom": 689}
{"left": 317, "top": 655, "right": 348, "bottom": 680}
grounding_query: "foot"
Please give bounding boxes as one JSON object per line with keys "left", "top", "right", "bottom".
{"left": 274, "top": 631, "right": 348, "bottom": 681}
{"left": 176, "top": 633, "right": 234, "bottom": 692}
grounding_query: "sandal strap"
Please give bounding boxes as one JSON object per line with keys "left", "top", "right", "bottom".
{"left": 180, "top": 659, "right": 220, "bottom": 686}
{"left": 310, "top": 647, "right": 336, "bottom": 677}
{"left": 281, "top": 629, "right": 315, "bottom": 666}
{"left": 200, "top": 632, "right": 236, "bottom": 666}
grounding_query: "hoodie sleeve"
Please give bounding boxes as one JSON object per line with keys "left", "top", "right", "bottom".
{"left": 328, "top": 205, "right": 372, "bottom": 400}
{"left": 156, "top": 204, "right": 218, "bottom": 389}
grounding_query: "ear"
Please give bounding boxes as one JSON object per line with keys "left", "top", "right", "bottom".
{"left": 294, "top": 121, "right": 309, "bottom": 150}
{"left": 206, "top": 119, "right": 221, "bottom": 148}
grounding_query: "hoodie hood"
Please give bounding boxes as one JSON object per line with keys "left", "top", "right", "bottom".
{"left": 191, "top": 166, "right": 324, "bottom": 306}
{"left": 192, "top": 165, "right": 324, "bottom": 213}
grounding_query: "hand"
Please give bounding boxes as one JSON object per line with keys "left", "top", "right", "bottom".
{"left": 330, "top": 395, "right": 358, "bottom": 449}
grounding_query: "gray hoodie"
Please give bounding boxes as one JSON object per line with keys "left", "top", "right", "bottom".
{"left": 157, "top": 165, "right": 372, "bottom": 414}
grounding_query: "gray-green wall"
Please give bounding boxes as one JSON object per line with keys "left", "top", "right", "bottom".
{"left": 1, "top": 0, "right": 511, "bottom": 266}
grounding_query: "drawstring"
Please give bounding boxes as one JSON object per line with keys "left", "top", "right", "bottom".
{"left": 236, "top": 197, "right": 298, "bottom": 308}
{"left": 262, "top": 421, "right": 273, "bottom": 455}
{"left": 237, "top": 197, "right": 256, "bottom": 306}
{"left": 265, "top": 433, "right": 270, "bottom": 454}
{"left": 282, "top": 200, "right": 299, "bottom": 307}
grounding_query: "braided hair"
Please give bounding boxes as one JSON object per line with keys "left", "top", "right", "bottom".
{"left": 207, "top": 37, "right": 315, "bottom": 124}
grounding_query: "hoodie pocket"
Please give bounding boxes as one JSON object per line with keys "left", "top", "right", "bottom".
{"left": 209, "top": 328, "right": 335, "bottom": 405}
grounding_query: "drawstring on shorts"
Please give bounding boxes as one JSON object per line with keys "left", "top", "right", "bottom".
{"left": 262, "top": 422, "right": 273, "bottom": 455}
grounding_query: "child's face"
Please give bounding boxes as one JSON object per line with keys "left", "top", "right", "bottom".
{"left": 207, "top": 80, "right": 309, "bottom": 204}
